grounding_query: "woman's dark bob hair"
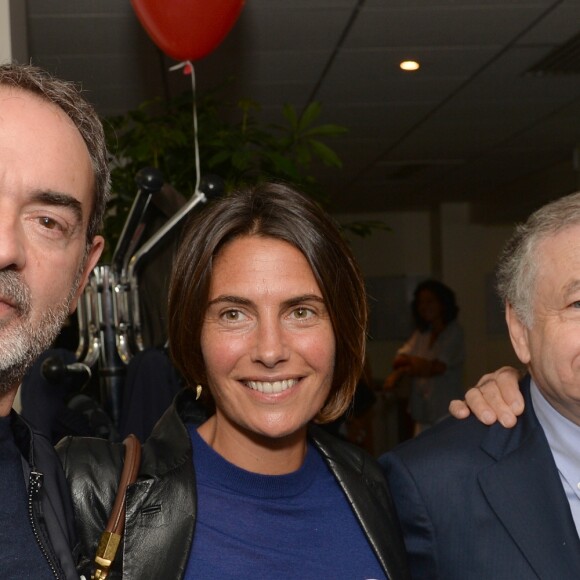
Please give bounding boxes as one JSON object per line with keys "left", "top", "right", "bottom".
{"left": 168, "top": 182, "right": 367, "bottom": 423}
{"left": 411, "top": 279, "right": 459, "bottom": 331}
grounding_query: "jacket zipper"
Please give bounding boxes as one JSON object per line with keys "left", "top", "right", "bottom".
{"left": 28, "top": 470, "right": 61, "bottom": 579}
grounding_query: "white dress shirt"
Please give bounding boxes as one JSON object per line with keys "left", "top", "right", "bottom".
{"left": 531, "top": 380, "right": 580, "bottom": 538}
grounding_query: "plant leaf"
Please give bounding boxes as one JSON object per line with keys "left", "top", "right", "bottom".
{"left": 297, "top": 102, "right": 322, "bottom": 132}
{"left": 309, "top": 140, "right": 343, "bottom": 168}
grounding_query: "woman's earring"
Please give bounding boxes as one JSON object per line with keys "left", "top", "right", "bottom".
{"left": 196, "top": 385, "right": 203, "bottom": 400}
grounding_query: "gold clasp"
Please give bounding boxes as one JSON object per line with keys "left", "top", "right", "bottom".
{"left": 91, "top": 531, "right": 121, "bottom": 580}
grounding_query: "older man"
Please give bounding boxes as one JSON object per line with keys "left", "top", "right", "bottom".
{"left": 381, "top": 192, "right": 580, "bottom": 579}
{"left": 0, "top": 63, "right": 108, "bottom": 578}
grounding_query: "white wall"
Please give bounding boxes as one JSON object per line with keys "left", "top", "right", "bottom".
{"left": 0, "top": 0, "right": 12, "bottom": 63}
{"left": 341, "top": 211, "right": 430, "bottom": 380}
{"left": 440, "top": 203, "right": 521, "bottom": 385}
{"left": 337, "top": 204, "right": 522, "bottom": 454}
{"left": 0, "top": 0, "right": 28, "bottom": 64}
{"left": 337, "top": 204, "right": 520, "bottom": 389}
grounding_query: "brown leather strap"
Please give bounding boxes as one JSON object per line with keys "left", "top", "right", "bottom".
{"left": 92, "top": 434, "right": 142, "bottom": 579}
{"left": 106, "top": 434, "right": 142, "bottom": 536}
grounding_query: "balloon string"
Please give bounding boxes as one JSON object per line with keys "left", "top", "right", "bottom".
{"left": 168, "top": 60, "right": 201, "bottom": 195}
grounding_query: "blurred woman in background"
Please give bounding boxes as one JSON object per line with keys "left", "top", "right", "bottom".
{"left": 384, "top": 279, "right": 465, "bottom": 435}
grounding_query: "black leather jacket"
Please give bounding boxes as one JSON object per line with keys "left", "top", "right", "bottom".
{"left": 57, "top": 388, "right": 409, "bottom": 579}
{"left": 11, "top": 411, "right": 79, "bottom": 579}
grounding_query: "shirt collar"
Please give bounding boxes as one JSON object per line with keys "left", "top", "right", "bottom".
{"left": 530, "top": 379, "right": 580, "bottom": 498}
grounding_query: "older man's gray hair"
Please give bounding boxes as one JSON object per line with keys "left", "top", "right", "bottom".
{"left": 496, "top": 191, "right": 580, "bottom": 327}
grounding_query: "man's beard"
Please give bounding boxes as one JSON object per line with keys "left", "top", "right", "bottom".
{"left": 0, "top": 269, "right": 81, "bottom": 395}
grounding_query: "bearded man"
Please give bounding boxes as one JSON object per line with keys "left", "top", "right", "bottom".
{"left": 0, "top": 62, "right": 108, "bottom": 578}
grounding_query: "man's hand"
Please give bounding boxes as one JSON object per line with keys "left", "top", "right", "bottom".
{"left": 448, "top": 366, "right": 525, "bottom": 427}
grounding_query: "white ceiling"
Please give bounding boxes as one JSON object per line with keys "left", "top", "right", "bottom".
{"left": 23, "top": 0, "right": 580, "bottom": 224}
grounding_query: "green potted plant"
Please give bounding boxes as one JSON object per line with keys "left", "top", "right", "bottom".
{"left": 102, "top": 87, "right": 348, "bottom": 257}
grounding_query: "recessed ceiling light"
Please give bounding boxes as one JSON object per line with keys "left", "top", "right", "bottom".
{"left": 400, "top": 60, "right": 420, "bottom": 71}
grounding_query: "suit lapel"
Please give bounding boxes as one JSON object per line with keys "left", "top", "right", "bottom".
{"left": 478, "top": 381, "right": 580, "bottom": 578}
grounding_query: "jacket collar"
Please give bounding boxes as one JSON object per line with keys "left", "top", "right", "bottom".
{"left": 310, "top": 425, "right": 409, "bottom": 580}
{"left": 478, "top": 376, "right": 580, "bottom": 576}
{"left": 10, "top": 410, "right": 35, "bottom": 467}
{"left": 140, "top": 386, "right": 204, "bottom": 476}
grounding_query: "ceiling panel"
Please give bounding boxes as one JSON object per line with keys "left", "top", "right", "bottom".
{"left": 346, "top": 4, "right": 552, "bottom": 48}
{"left": 20, "top": 0, "right": 580, "bottom": 223}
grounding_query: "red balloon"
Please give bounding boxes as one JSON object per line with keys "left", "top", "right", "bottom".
{"left": 131, "top": 0, "right": 245, "bottom": 62}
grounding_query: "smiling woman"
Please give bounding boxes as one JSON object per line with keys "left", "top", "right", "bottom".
{"left": 58, "top": 182, "right": 410, "bottom": 579}
{"left": 197, "top": 236, "right": 337, "bottom": 472}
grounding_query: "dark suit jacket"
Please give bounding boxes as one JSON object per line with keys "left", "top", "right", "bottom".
{"left": 380, "top": 377, "right": 580, "bottom": 579}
